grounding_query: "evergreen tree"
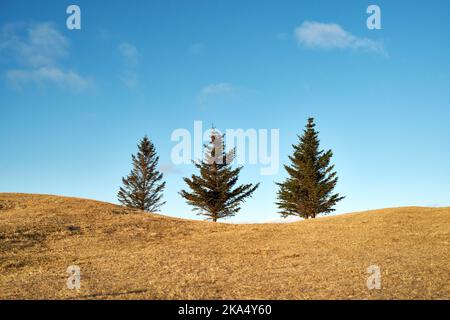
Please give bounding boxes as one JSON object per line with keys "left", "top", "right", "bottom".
{"left": 276, "top": 118, "right": 344, "bottom": 219}
{"left": 118, "top": 136, "right": 166, "bottom": 212}
{"left": 180, "top": 129, "right": 259, "bottom": 222}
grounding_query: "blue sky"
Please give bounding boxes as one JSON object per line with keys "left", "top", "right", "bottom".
{"left": 1, "top": 0, "right": 449, "bottom": 222}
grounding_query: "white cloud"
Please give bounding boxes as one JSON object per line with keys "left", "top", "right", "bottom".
{"left": 6, "top": 67, "right": 92, "bottom": 91}
{"left": 198, "top": 83, "right": 233, "bottom": 104}
{"left": 200, "top": 83, "right": 232, "bottom": 96}
{"left": 0, "top": 22, "right": 92, "bottom": 91}
{"left": 294, "top": 21, "right": 385, "bottom": 54}
{"left": 118, "top": 42, "right": 139, "bottom": 88}
{"left": 119, "top": 42, "right": 139, "bottom": 66}
{"left": 0, "top": 22, "right": 69, "bottom": 67}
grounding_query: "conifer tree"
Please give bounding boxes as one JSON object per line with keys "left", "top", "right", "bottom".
{"left": 180, "top": 129, "right": 259, "bottom": 222}
{"left": 118, "top": 136, "right": 166, "bottom": 212}
{"left": 276, "top": 118, "right": 344, "bottom": 219}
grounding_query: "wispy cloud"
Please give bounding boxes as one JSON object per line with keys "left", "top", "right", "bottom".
{"left": 0, "top": 22, "right": 69, "bottom": 67}
{"left": 0, "top": 22, "right": 92, "bottom": 91}
{"left": 198, "top": 83, "right": 233, "bottom": 105}
{"left": 119, "top": 42, "right": 139, "bottom": 66}
{"left": 200, "top": 83, "right": 233, "bottom": 97}
{"left": 118, "top": 42, "right": 139, "bottom": 88}
{"left": 6, "top": 67, "right": 92, "bottom": 91}
{"left": 294, "top": 21, "right": 385, "bottom": 54}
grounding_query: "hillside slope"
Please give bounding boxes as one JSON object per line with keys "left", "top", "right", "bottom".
{"left": 0, "top": 193, "right": 449, "bottom": 299}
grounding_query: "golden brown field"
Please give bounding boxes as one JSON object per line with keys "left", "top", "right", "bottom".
{"left": 0, "top": 193, "right": 448, "bottom": 300}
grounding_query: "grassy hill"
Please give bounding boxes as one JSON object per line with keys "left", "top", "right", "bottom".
{"left": 0, "top": 193, "right": 448, "bottom": 299}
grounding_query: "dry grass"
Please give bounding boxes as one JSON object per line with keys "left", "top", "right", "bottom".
{"left": 0, "top": 193, "right": 449, "bottom": 300}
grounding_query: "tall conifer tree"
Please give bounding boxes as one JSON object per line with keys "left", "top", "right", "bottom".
{"left": 277, "top": 118, "right": 344, "bottom": 219}
{"left": 180, "top": 129, "right": 259, "bottom": 222}
{"left": 118, "top": 136, "right": 166, "bottom": 212}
